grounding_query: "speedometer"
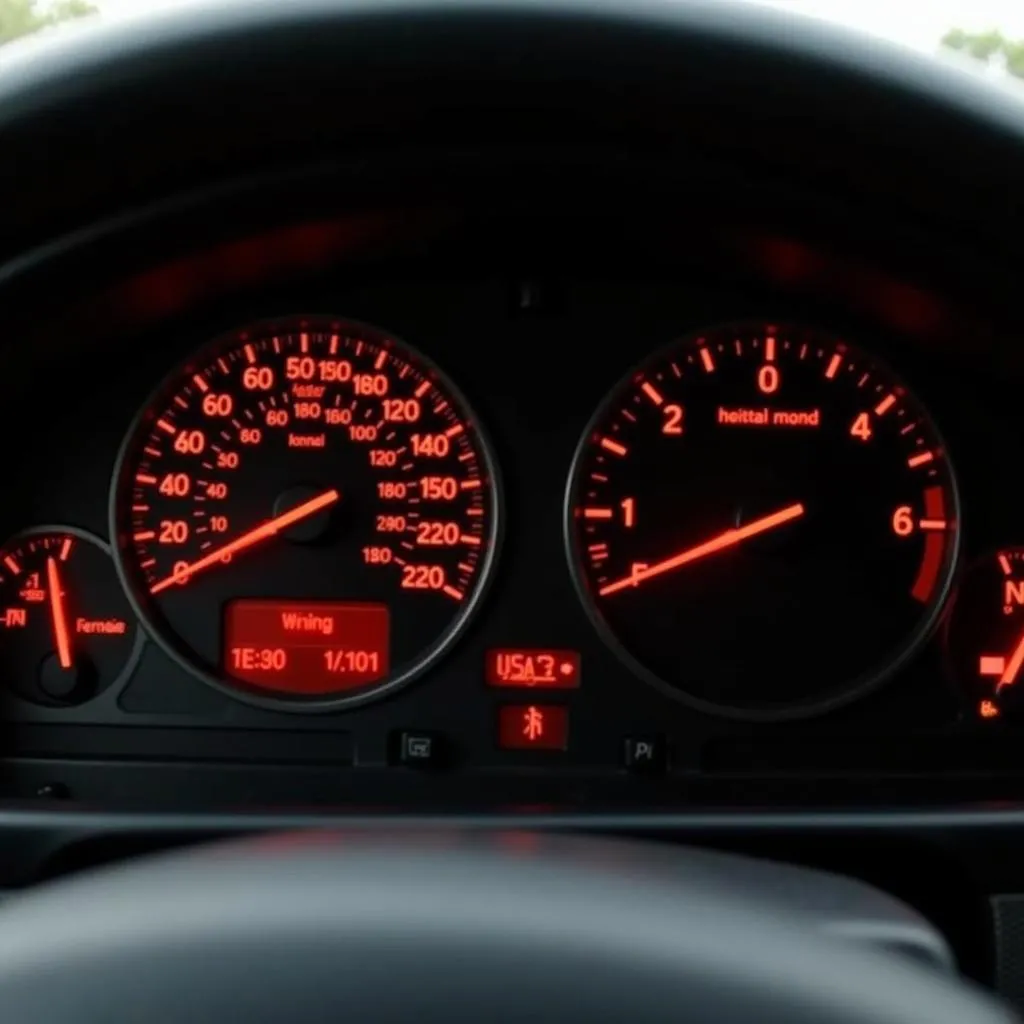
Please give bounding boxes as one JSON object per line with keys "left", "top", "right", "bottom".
{"left": 111, "top": 316, "right": 500, "bottom": 710}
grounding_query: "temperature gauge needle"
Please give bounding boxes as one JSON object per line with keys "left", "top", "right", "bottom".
{"left": 599, "top": 502, "right": 805, "bottom": 597}
{"left": 998, "top": 628, "right": 1024, "bottom": 691}
{"left": 150, "top": 487, "right": 340, "bottom": 594}
{"left": 45, "top": 555, "right": 73, "bottom": 669}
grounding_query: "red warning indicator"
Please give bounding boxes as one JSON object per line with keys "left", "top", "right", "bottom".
{"left": 498, "top": 705, "right": 569, "bottom": 750}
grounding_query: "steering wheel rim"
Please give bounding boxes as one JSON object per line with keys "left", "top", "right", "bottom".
{"left": 0, "top": 833, "right": 1012, "bottom": 1023}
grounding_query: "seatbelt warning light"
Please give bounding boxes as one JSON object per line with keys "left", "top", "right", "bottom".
{"left": 498, "top": 704, "right": 569, "bottom": 750}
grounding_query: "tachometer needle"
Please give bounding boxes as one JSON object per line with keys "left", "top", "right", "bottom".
{"left": 45, "top": 556, "right": 74, "bottom": 669}
{"left": 150, "top": 488, "right": 340, "bottom": 595}
{"left": 598, "top": 502, "right": 805, "bottom": 597}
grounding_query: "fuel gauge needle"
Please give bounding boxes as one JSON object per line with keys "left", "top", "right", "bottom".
{"left": 46, "top": 555, "right": 73, "bottom": 669}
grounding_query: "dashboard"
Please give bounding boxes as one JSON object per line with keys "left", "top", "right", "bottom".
{"left": 9, "top": 1, "right": 1024, "bottom": 1006}
{"left": 0, "top": 179, "right": 1021, "bottom": 813}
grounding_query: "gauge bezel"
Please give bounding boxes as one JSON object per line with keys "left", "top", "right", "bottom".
{"left": 0, "top": 524, "right": 145, "bottom": 705}
{"left": 109, "top": 314, "right": 503, "bottom": 714}
{"left": 562, "top": 319, "right": 962, "bottom": 722}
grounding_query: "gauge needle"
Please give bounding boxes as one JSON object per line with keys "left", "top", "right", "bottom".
{"left": 45, "top": 556, "right": 73, "bottom": 669}
{"left": 998, "top": 628, "right": 1024, "bottom": 691}
{"left": 150, "top": 488, "right": 340, "bottom": 595}
{"left": 598, "top": 502, "right": 805, "bottom": 597}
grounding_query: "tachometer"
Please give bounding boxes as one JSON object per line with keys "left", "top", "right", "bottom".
{"left": 111, "top": 317, "right": 500, "bottom": 710}
{"left": 565, "top": 322, "right": 958, "bottom": 720}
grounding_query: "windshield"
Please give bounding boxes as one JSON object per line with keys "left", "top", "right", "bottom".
{"left": 2, "top": 0, "right": 1024, "bottom": 79}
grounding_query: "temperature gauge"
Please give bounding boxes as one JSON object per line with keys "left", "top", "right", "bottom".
{"left": 946, "top": 547, "right": 1024, "bottom": 720}
{"left": 0, "top": 528, "right": 138, "bottom": 704}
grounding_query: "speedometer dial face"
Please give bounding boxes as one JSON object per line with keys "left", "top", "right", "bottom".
{"left": 565, "top": 323, "right": 959, "bottom": 721}
{"left": 111, "top": 317, "right": 500, "bottom": 710}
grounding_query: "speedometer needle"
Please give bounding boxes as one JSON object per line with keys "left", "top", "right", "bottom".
{"left": 46, "top": 556, "right": 74, "bottom": 669}
{"left": 150, "top": 488, "right": 340, "bottom": 595}
{"left": 598, "top": 502, "right": 805, "bottom": 597}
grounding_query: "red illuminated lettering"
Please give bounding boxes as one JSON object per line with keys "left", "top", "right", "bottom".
{"left": 354, "top": 373, "right": 388, "bottom": 396}
{"left": 318, "top": 360, "right": 352, "bottom": 382}
{"left": 173, "top": 429, "right": 205, "bottom": 454}
{"left": 383, "top": 398, "right": 421, "bottom": 422}
{"left": 223, "top": 600, "right": 389, "bottom": 693}
{"left": 411, "top": 433, "right": 451, "bottom": 457}
{"left": 158, "top": 473, "right": 190, "bottom": 496}
{"left": 230, "top": 646, "right": 288, "bottom": 672}
{"left": 486, "top": 650, "right": 580, "bottom": 689}
{"left": 401, "top": 564, "right": 445, "bottom": 590}
{"left": 158, "top": 520, "right": 189, "bottom": 544}
{"left": 662, "top": 404, "right": 684, "bottom": 435}
{"left": 420, "top": 476, "right": 458, "bottom": 500}
{"left": 370, "top": 449, "right": 398, "bottom": 467}
{"left": 242, "top": 365, "right": 274, "bottom": 390}
{"left": 202, "top": 393, "right": 233, "bottom": 417}
{"left": 416, "top": 521, "right": 460, "bottom": 546}
{"left": 349, "top": 425, "right": 379, "bottom": 442}
{"left": 286, "top": 356, "right": 316, "bottom": 380}
{"left": 758, "top": 365, "right": 780, "bottom": 394}
{"left": 324, "top": 649, "right": 381, "bottom": 674}
{"left": 892, "top": 506, "right": 914, "bottom": 537}
{"left": 850, "top": 412, "right": 873, "bottom": 441}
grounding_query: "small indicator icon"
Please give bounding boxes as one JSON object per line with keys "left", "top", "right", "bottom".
{"left": 498, "top": 704, "right": 569, "bottom": 750}
{"left": 523, "top": 706, "right": 544, "bottom": 742}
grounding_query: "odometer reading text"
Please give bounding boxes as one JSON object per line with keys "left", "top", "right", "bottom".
{"left": 224, "top": 599, "right": 389, "bottom": 692}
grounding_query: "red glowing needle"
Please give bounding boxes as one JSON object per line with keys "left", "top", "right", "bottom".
{"left": 46, "top": 556, "right": 73, "bottom": 669}
{"left": 998, "top": 629, "right": 1024, "bottom": 691}
{"left": 150, "top": 488, "right": 340, "bottom": 595}
{"left": 598, "top": 502, "right": 805, "bottom": 597}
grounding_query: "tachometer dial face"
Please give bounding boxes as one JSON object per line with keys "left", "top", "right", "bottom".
{"left": 111, "top": 317, "right": 500, "bottom": 710}
{"left": 565, "top": 322, "right": 959, "bottom": 720}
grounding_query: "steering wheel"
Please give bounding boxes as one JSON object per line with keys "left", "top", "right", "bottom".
{"left": 0, "top": 832, "right": 1013, "bottom": 1023}
{"left": 0, "top": 2, "right": 1020, "bottom": 1021}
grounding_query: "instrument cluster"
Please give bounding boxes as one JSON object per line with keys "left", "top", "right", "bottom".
{"left": 0, "top": 265, "right": 1019, "bottom": 803}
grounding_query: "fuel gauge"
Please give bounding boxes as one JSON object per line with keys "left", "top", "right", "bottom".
{"left": 946, "top": 547, "right": 1024, "bottom": 720}
{"left": 0, "top": 528, "right": 138, "bottom": 704}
